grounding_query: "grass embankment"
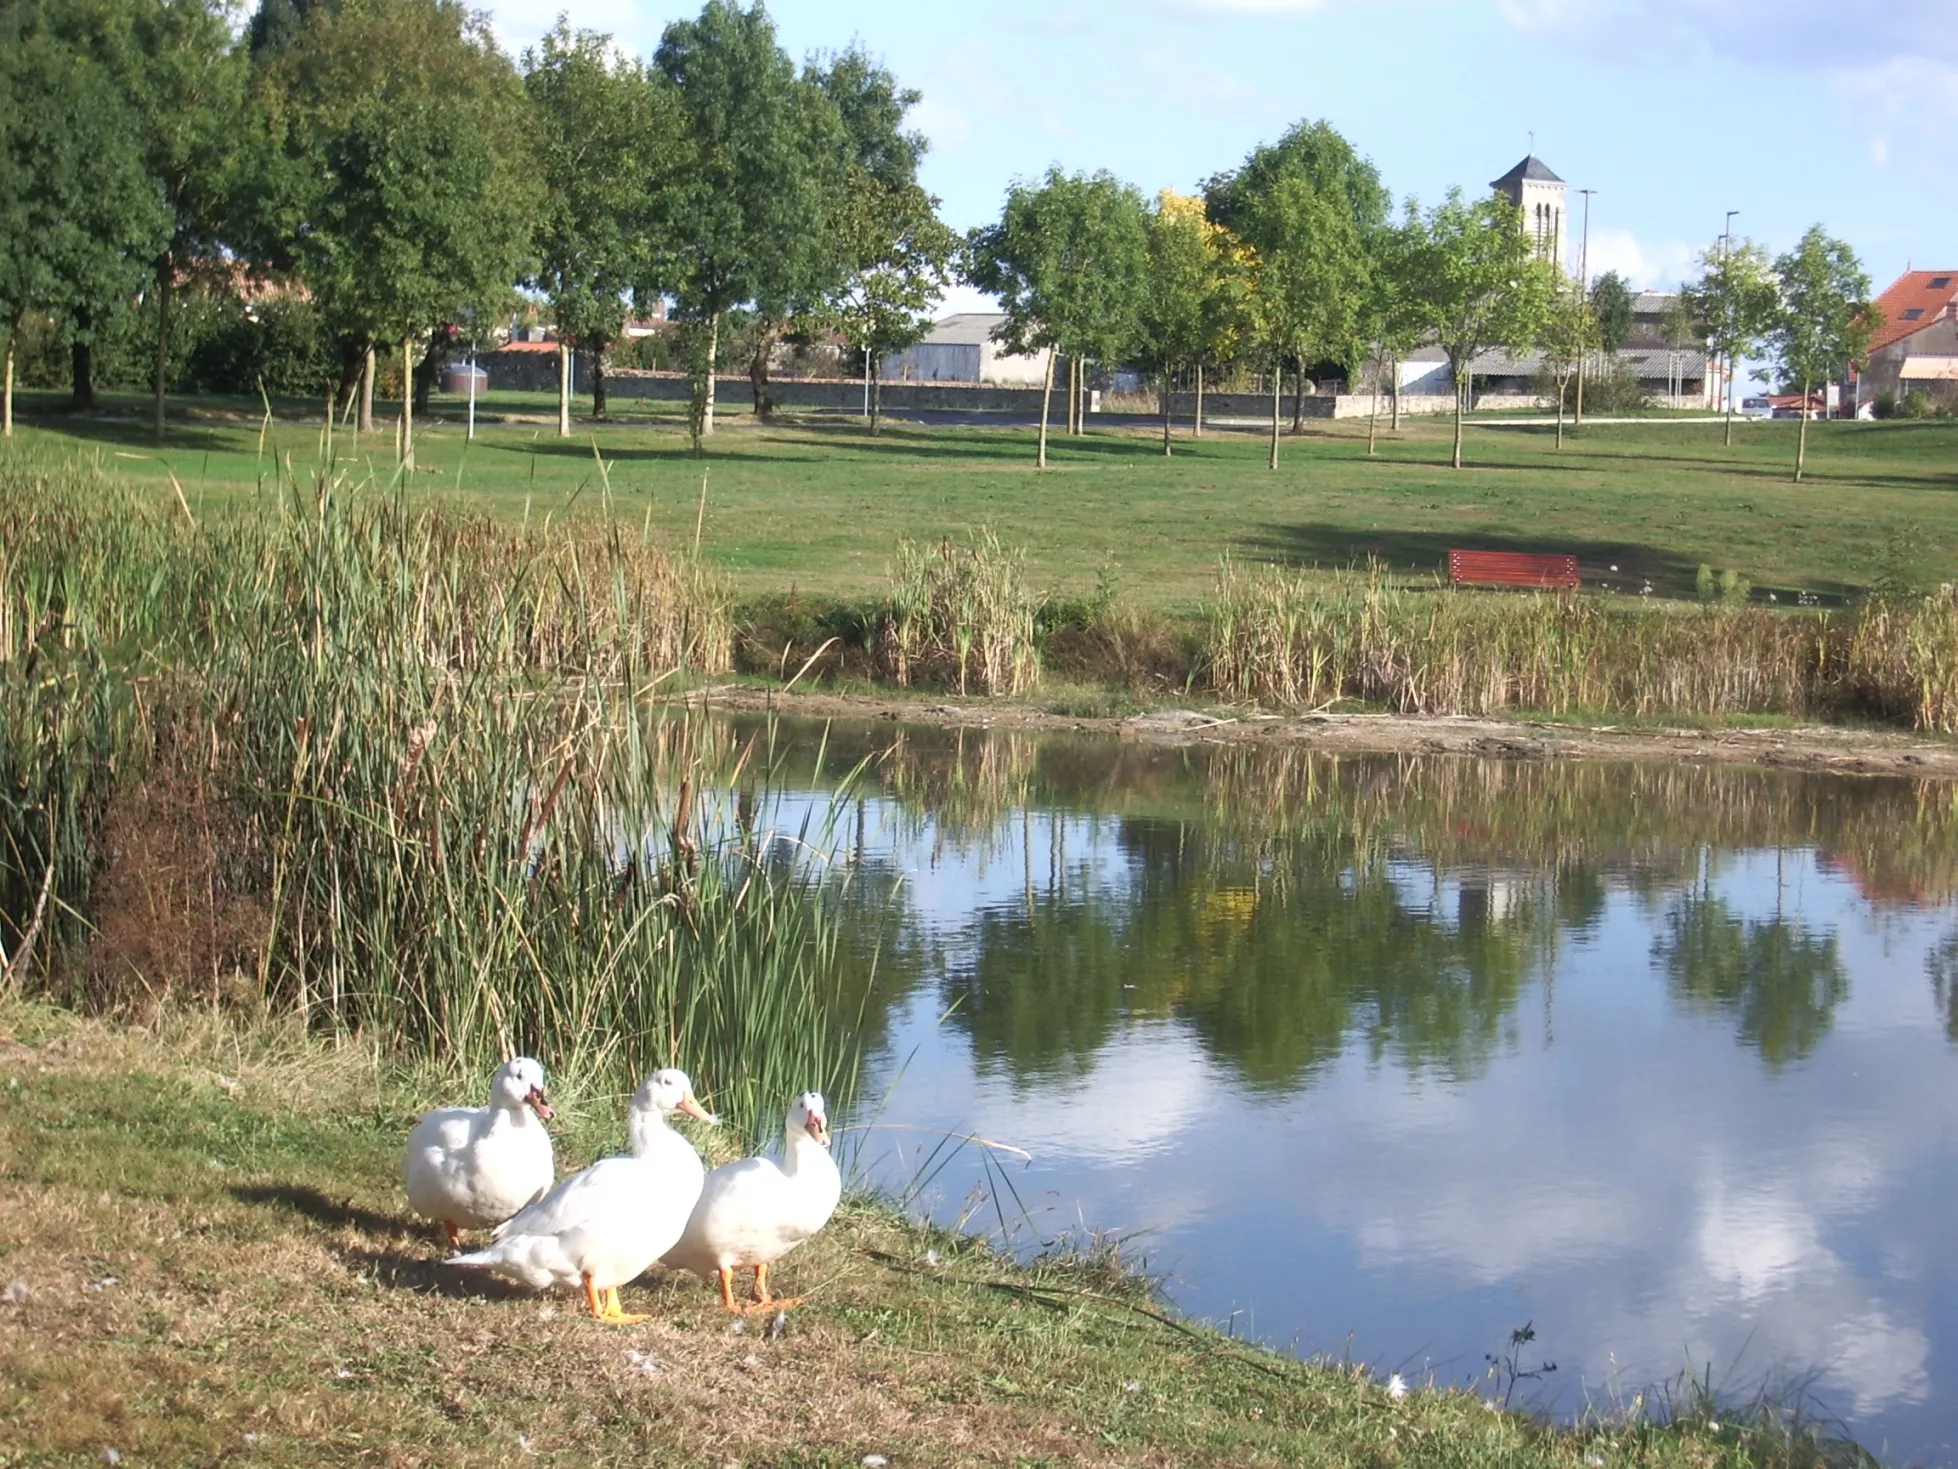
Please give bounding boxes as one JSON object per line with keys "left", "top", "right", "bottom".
{"left": 0, "top": 1001, "right": 1868, "bottom": 1468}
{"left": 6, "top": 395, "right": 1957, "bottom": 608}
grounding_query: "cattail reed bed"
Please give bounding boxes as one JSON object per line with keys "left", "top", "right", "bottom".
{"left": 0, "top": 463, "right": 857, "bottom": 1147}
{"left": 1203, "top": 560, "right": 1958, "bottom": 730}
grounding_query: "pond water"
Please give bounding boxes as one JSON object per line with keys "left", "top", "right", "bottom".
{"left": 740, "top": 716, "right": 1958, "bottom": 1465}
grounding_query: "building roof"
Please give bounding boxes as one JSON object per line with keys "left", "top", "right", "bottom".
{"left": 922, "top": 313, "right": 1009, "bottom": 346}
{"left": 1869, "top": 271, "right": 1958, "bottom": 354}
{"left": 1490, "top": 155, "right": 1564, "bottom": 189}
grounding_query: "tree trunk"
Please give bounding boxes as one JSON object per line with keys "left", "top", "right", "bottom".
{"left": 412, "top": 337, "right": 437, "bottom": 413}
{"left": 1290, "top": 358, "right": 1305, "bottom": 434}
{"left": 1193, "top": 363, "right": 1204, "bottom": 438}
{"left": 1268, "top": 366, "right": 1280, "bottom": 471}
{"left": 1556, "top": 373, "right": 1566, "bottom": 449}
{"left": 1574, "top": 349, "right": 1586, "bottom": 425}
{"left": 152, "top": 262, "right": 173, "bottom": 442}
{"left": 870, "top": 357, "right": 882, "bottom": 437}
{"left": 1723, "top": 352, "right": 1736, "bottom": 446}
{"left": 557, "top": 339, "right": 572, "bottom": 438}
{"left": 1391, "top": 358, "right": 1402, "bottom": 431}
{"left": 702, "top": 311, "right": 719, "bottom": 437}
{"left": 1367, "top": 359, "right": 1379, "bottom": 456}
{"left": 3, "top": 331, "right": 14, "bottom": 437}
{"left": 748, "top": 323, "right": 777, "bottom": 421}
{"left": 1451, "top": 364, "right": 1466, "bottom": 470}
{"left": 358, "top": 343, "right": 375, "bottom": 434}
{"left": 1794, "top": 373, "right": 1810, "bottom": 483}
{"left": 1162, "top": 360, "right": 1173, "bottom": 457}
{"left": 1037, "top": 346, "right": 1055, "bottom": 469}
{"left": 590, "top": 336, "right": 608, "bottom": 419}
{"left": 71, "top": 336, "right": 95, "bottom": 411}
{"left": 400, "top": 334, "right": 415, "bottom": 470}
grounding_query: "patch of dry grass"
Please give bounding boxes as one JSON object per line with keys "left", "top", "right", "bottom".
{"left": 0, "top": 1003, "right": 1869, "bottom": 1468}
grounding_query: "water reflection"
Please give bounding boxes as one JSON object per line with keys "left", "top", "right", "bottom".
{"left": 714, "top": 715, "right": 1958, "bottom": 1460}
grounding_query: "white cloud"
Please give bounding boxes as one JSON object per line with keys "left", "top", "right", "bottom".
{"left": 1498, "top": 0, "right": 1958, "bottom": 71}
{"left": 1579, "top": 227, "right": 1697, "bottom": 290}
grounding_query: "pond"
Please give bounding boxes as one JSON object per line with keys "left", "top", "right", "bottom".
{"left": 739, "top": 715, "right": 1958, "bottom": 1465}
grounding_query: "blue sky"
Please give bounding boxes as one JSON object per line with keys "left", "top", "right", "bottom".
{"left": 484, "top": 0, "right": 1955, "bottom": 309}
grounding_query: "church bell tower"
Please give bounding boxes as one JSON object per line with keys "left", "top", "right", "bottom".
{"left": 1490, "top": 155, "right": 1567, "bottom": 271}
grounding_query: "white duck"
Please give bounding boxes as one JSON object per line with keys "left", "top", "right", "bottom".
{"left": 663, "top": 1092, "right": 841, "bottom": 1313}
{"left": 404, "top": 1057, "right": 556, "bottom": 1250}
{"left": 448, "top": 1068, "right": 715, "bottom": 1324}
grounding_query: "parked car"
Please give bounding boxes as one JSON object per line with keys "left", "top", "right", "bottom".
{"left": 1738, "top": 397, "right": 1775, "bottom": 419}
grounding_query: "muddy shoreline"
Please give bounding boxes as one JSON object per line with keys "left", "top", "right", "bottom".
{"left": 680, "top": 686, "right": 1958, "bottom": 780}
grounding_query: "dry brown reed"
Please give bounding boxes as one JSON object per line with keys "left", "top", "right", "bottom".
{"left": 883, "top": 530, "right": 1041, "bottom": 696}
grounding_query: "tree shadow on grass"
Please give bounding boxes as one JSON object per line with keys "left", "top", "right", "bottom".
{"left": 1235, "top": 520, "right": 1863, "bottom": 603}
{"left": 20, "top": 415, "right": 247, "bottom": 457}
{"left": 229, "top": 1181, "right": 536, "bottom": 1300}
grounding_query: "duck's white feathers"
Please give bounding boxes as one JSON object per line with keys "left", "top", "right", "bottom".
{"left": 403, "top": 1061, "right": 553, "bottom": 1232}
{"left": 449, "top": 1069, "right": 708, "bottom": 1294}
{"left": 663, "top": 1095, "right": 840, "bottom": 1278}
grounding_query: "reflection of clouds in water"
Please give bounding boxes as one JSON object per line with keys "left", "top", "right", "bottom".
{"left": 969, "top": 1021, "right": 1218, "bottom": 1183}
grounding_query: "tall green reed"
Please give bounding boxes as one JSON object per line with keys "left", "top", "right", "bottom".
{"left": 0, "top": 461, "right": 860, "bottom": 1147}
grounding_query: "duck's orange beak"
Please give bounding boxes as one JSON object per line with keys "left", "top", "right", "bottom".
{"left": 526, "top": 1086, "right": 555, "bottom": 1121}
{"left": 678, "top": 1091, "right": 718, "bottom": 1126}
{"left": 806, "top": 1114, "right": 829, "bottom": 1146}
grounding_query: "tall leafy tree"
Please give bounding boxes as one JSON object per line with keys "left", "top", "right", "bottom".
{"left": 1206, "top": 121, "right": 1384, "bottom": 468}
{"left": 1134, "top": 191, "right": 1227, "bottom": 456}
{"left": 1575, "top": 267, "right": 1634, "bottom": 423}
{"left": 0, "top": 0, "right": 168, "bottom": 421}
{"left": 524, "top": 24, "right": 683, "bottom": 435}
{"left": 1766, "top": 225, "right": 1874, "bottom": 485}
{"left": 256, "top": 0, "right": 538, "bottom": 466}
{"left": 1682, "top": 237, "right": 1778, "bottom": 446}
{"left": 965, "top": 168, "right": 1151, "bottom": 469}
{"left": 653, "top": 1, "right": 840, "bottom": 447}
{"left": 1401, "top": 189, "right": 1559, "bottom": 469}
{"left": 114, "top": 0, "right": 252, "bottom": 441}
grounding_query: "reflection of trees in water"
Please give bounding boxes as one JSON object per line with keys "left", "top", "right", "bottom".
{"left": 1926, "top": 928, "right": 1958, "bottom": 1045}
{"left": 1653, "top": 893, "right": 1848, "bottom": 1067}
{"left": 946, "top": 817, "right": 1548, "bottom": 1091}
{"left": 703, "top": 713, "right": 1958, "bottom": 1081}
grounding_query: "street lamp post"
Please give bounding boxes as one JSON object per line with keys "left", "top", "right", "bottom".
{"left": 1574, "top": 188, "right": 1595, "bottom": 424}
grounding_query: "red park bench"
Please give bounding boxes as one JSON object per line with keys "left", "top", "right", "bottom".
{"left": 1446, "top": 549, "right": 1580, "bottom": 590}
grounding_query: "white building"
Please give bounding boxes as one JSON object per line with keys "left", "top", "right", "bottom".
{"left": 881, "top": 313, "right": 1049, "bottom": 386}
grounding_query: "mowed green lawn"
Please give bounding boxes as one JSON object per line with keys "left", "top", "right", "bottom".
{"left": 7, "top": 390, "right": 1956, "bottom": 610}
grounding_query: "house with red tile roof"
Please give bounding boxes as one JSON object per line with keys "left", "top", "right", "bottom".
{"left": 1862, "top": 271, "right": 1958, "bottom": 401}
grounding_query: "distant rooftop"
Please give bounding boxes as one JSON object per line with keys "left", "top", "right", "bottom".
{"left": 923, "top": 313, "right": 1008, "bottom": 346}
{"left": 1490, "top": 155, "right": 1564, "bottom": 188}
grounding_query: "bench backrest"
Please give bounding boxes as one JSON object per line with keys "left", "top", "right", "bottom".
{"left": 1446, "top": 550, "right": 1580, "bottom": 589}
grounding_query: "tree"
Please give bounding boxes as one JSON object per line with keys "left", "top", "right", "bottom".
{"left": 1207, "top": 121, "right": 1387, "bottom": 465}
{"left": 806, "top": 46, "right": 948, "bottom": 437}
{"left": 1133, "top": 191, "right": 1226, "bottom": 456}
{"left": 964, "top": 168, "right": 1150, "bottom": 470}
{"left": 1681, "top": 237, "right": 1777, "bottom": 446}
{"left": 524, "top": 24, "right": 682, "bottom": 436}
{"left": 653, "top": 1, "right": 841, "bottom": 448}
{"left": 1401, "top": 189, "right": 1559, "bottom": 469}
{"left": 1358, "top": 213, "right": 1427, "bottom": 451}
{"left": 1538, "top": 277, "right": 1594, "bottom": 450}
{"left": 256, "top": 0, "right": 538, "bottom": 467}
{"left": 1575, "top": 268, "right": 1633, "bottom": 424}
{"left": 820, "top": 175, "right": 956, "bottom": 436}
{"left": 0, "top": 0, "right": 168, "bottom": 423}
{"left": 1766, "top": 225, "right": 1874, "bottom": 485}
{"left": 114, "top": 0, "right": 252, "bottom": 442}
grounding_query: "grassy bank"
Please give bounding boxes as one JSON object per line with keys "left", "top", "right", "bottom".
{"left": 0, "top": 1000, "right": 1869, "bottom": 1468}
{"left": 4, "top": 400, "right": 1957, "bottom": 610}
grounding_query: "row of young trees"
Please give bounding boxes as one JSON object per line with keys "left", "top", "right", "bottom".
{"left": 0, "top": 0, "right": 959, "bottom": 453}
{"left": 968, "top": 124, "right": 1876, "bottom": 477}
{"left": 0, "top": 0, "right": 1876, "bottom": 477}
